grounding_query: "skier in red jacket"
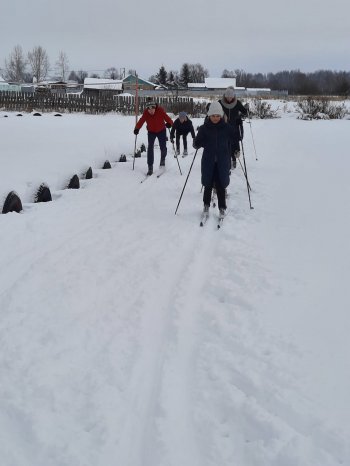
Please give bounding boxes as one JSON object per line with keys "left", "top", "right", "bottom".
{"left": 134, "top": 100, "right": 173, "bottom": 176}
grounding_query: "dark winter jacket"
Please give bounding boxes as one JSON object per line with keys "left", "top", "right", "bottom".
{"left": 170, "top": 117, "right": 195, "bottom": 139}
{"left": 194, "top": 118, "right": 237, "bottom": 189}
{"left": 219, "top": 97, "right": 247, "bottom": 139}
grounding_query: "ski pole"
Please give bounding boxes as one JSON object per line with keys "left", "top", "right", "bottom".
{"left": 247, "top": 109, "right": 258, "bottom": 161}
{"left": 240, "top": 140, "right": 254, "bottom": 209}
{"left": 168, "top": 129, "right": 182, "bottom": 176}
{"left": 133, "top": 73, "right": 139, "bottom": 170}
{"left": 238, "top": 158, "right": 252, "bottom": 192}
{"left": 132, "top": 134, "right": 138, "bottom": 170}
{"left": 175, "top": 149, "right": 199, "bottom": 215}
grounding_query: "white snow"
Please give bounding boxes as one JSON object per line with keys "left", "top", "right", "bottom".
{"left": 84, "top": 77, "right": 123, "bottom": 90}
{"left": 0, "top": 105, "right": 349, "bottom": 466}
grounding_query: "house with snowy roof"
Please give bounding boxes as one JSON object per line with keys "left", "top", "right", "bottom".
{"left": 188, "top": 77, "right": 238, "bottom": 91}
{"left": 83, "top": 77, "right": 123, "bottom": 97}
{"left": 187, "top": 77, "right": 243, "bottom": 94}
{"left": 122, "top": 74, "right": 157, "bottom": 91}
{"left": 0, "top": 76, "right": 22, "bottom": 92}
{"left": 187, "top": 77, "right": 272, "bottom": 96}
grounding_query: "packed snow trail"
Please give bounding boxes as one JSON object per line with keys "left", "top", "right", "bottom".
{"left": 1, "top": 114, "right": 350, "bottom": 466}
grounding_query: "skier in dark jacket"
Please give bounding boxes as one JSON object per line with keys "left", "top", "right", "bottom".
{"left": 219, "top": 86, "right": 248, "bottom": 168}
{"left": 170, "top": 112, "right": 195, "bottom": 156}
{"left": 194, "top": 101, "right": 237, "bottom": 216}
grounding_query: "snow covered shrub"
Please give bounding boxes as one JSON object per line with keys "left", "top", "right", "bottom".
{"left": 295, "top": 97, "right": 346, "bottom": 120}
{"left": 247, "top": 98, "right": 279, "bottom": 119}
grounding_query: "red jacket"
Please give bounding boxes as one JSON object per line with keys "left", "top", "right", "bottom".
{"left": 135, "top": 105, "right": 173, "bottom": 133}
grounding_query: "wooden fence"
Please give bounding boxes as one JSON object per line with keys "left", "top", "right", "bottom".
{"left": 0, "top": 92, "right": 208, "bottom": 117}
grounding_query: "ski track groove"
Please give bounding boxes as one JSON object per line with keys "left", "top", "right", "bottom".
{"left": 2, "top": 146, "right": 348, "bottom": 466}
{"left": 116, "top": 219, "right": 219, "bottom": 466}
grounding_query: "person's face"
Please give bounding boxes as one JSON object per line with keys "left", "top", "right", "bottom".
{"left": 179, "top": 117, "right": 186, "bottom": 123}
{"left": 225, "top": 96, "right": 234, "bottom": 103}
{"left": 209, "top": 114, "right": 221, "bottom": 124}
{"left": 147, "top": 106, "right": 156, "bottom": 115}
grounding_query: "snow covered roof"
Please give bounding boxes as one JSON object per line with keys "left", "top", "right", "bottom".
{"left": 188, "top": 83, "right": 206, "bottom": 88}
{"left": 84, "top": 78, "right": 123, "bottom": 90}
{"left": 0, "top": 76, "right": 8, "bottom": 84}
{"left": 116, "top": 92, "right": 134, "bottom": 98}
{"left": 246, "top": 88, "right": 271, "bottom": 92}
{"left": 204, "top": 77, "right": 236, "bottom": 89}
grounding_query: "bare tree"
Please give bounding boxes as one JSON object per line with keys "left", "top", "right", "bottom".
{"left": 27, "top": 46, "right": 50, "bottom": 82}
{"left": 4, "top": 45, "right": 27, "bottom": 82}
{"left": 103, "top": 67, "right": 120, "bottom": 79}
{"left": 188, "top": 63, "right": 209, "bottom": 83}
{"left": 76, "top": 70, "right": 88, "bottom": 84}
{"left": 221, "top": 69, "right": 236, "bottom": 78}
{"left": 55, "top": 51, "right": 69, "bottom": 81}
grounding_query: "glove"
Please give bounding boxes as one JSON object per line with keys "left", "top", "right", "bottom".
{"left": 133, "top": 128, "right": 139, "bottom": 135}
{"left": 193, "top": 141, "right": 199, "bottom": 149}
{"left": 165, "top": 123, "right": 172, "bottom": 129}
{"left": 170, "top": 138, "right": 174, "bottom": 144}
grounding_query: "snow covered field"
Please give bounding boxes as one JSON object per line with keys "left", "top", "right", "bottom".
{"left": 1, "top": 105, "right": 350, "bottom": 466}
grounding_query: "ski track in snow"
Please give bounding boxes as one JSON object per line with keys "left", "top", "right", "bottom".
{"left": 1, "top": 113, "right": 349, "bottom": 466}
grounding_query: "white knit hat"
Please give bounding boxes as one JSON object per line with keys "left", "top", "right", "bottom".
{"left": 207, "top": 101, "right": 224, "bottom": 117}
{"left": 224, "top": 86, "right": 236, "bottom": 99}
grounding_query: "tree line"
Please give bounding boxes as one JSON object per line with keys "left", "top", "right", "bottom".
{"left": 2, "top": 45, "right": 349, "bottom": 96}
{"left": 152, "top": 65, "right": 350, "bottom": 96}
{"left": 232, "top": 69, "right": 350, "bottom": 96}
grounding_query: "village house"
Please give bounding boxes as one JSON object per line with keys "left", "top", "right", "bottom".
{"left": 83, "top": 77, "right": 123, "bottom": 98}
{"left": 122, "top": 74, "right": 157, "bottom": 92}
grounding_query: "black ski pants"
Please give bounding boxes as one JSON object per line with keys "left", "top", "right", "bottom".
{"left": 175, "top": 132, "right": 189, "bottom": 152}
{"left": 203, "top": 163, "right": 226, "bottom": 210}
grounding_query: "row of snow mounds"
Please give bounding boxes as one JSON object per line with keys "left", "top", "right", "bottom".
{"left": 2, "top": 166, "right": 93, "bottom": 214}
{"left": 1, "top": 154, "right": 129, "bottom": 214}
{"left": 3, "top": 112, "right": 63, "bottom": 117}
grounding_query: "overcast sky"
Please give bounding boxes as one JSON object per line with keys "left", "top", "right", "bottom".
{"left": 1, "top": 0, "right": 349, "bottom": 79}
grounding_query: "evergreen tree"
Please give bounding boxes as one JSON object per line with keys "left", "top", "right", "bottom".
{"left": 156, "top": 65, "right": 167, "bottom": 85}
{"left": 180, "top": 63, "right": 190, "bottom": 86}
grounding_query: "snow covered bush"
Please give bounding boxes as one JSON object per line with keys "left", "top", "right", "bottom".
{"left": 295, "top": 97, "right": 347, "bottom": 120}
{"left": 246, "top": 98, "right": 279, "bottom": 119}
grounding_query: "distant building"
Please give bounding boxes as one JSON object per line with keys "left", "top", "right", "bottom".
{"left": 0, "top": 76, "right": 22, "bottom": 92}
{"left": 204, "top": 77, "right": 237, "bottom": 90}
{"left": 83, "top": 77, "right": 123, "bottom": 97}
{"left": 122, "top": 74, "right": 156, "bottom": 92}
{"left": 185, "top": 77, "right": 273, "bottom": 97}
{"left": 246, "top": 88, "right": 272, "bottom": 96}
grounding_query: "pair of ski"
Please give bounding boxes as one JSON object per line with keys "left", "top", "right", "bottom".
{"left": 140, "top": 167, "right": 166, "bottom": 183}
{"left": 200, "top": 211, "right": 225, "bottom": 229}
